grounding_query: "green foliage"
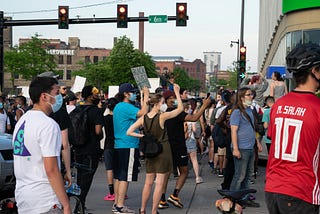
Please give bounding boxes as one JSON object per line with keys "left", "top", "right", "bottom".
{"left": 173, "top": 67, "right": 201, "bottom": 93}
{"left": 73, "top": 36, "right": 156, "bottom": 91}
{"left": 4, "top": 33, "right": 57, "bottom": 84}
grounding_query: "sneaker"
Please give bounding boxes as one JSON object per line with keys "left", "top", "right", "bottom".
{"left": 167, "top": 194, "right": 183, "bottom": 208}
{"left": 218, "top": 170, "right": 224, "bottom": 178}
{"left": 104, "top": 193, "right": 115, "bottom": 201}
{"left": 115, "top": 206, "right": 136, "bottom": 213}
{"left": 158, "top": 200, "right": 169, "bottom": 209}
{"left": 196, "top": 177, "right": 203, "bottom": 184}
{"left": 112, "top": 204, "right": 117, "bottom": 213}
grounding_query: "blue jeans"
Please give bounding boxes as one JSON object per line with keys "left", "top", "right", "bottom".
{"left": 230, "top": 149, "right": 254, "bottom": 191}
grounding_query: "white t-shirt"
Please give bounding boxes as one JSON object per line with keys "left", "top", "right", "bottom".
{"left": 13, "top": 110, "right": 62, "bottom": 214}
{"left": 0, "top": 110, "right": 10, "bottom": 134}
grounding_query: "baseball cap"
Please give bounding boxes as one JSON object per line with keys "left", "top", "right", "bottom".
{"left": 119, "top": 83, "right": 137, "bottom": 94}
{"left": 37, "top": 71, "right": 59, "bottom": 78}
{"left": 163, "top": 90, "right": 176, "bottom": 100}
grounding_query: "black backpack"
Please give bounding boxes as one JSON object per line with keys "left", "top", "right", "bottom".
{"left": 68, "top": 105, "right": 93, "bottom": 146}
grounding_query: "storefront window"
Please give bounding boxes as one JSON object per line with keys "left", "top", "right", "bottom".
{"left": 303, "top": 30, "right": 320, "bottom": 46}
{"left": 291, "top": 31, "right": 302, "bottom": 50}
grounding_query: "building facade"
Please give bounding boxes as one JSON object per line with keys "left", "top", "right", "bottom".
{"left": 203, "top": 51, "right": 221, "bottom": 73}
{"left": 258, "top": 0, "right": 320, "bottom": 86}
{"left": 153, "top": 56, "right": 206, "bottom": 90}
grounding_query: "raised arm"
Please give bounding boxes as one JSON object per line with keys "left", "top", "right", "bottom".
{"left": 161, "top": 84, "right": 183, "bottom": 121}
{"left": 137, "top": 86, "right": 150, "bottom": 118}
{"left": 185, "top": 97, "right": 211, "bottom": 122}
{"left": 127, "top": 116, "right": 144, "bottom": 138}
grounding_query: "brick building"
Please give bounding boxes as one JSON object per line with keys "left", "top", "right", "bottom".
{"left": 152, "top": 56, "right": 206, "bottom": 90}
{"left": 3, "top": 37, "right": 111, "bottom": 90}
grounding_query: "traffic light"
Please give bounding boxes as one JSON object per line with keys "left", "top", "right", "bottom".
{"left": 239, "top": 46, "right": 247, "bottom": 79}
{"left": 117, "top": 4, "right": 128, "bottom": 28}
{"left": 176, "top": 3, "right": 187, "bottom": 27}
{"left": 58, "top": 6, "right": 69, "bottom": 29}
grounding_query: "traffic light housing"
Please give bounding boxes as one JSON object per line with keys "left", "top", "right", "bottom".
{"left": 176, "top": 3, "right": 187, "bottom": 27}
{"left": 58, "top": 6, "right": 69, "bottom": 29}
{"left": 239, "top": 46, "right": 247, "bottom": 79}
{"left": 117, "top": 4, "right": 128, "bottom": 28}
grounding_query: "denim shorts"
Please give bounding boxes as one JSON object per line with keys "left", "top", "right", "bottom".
{"left": 186, "top": 138, "right": 197, "bottom": 153}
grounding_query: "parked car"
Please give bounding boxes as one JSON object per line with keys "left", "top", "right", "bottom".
{"left": 0, "top": 134, "right": 15, "bottom": 200}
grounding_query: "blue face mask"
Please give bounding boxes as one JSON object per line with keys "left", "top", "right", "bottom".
{"left": 0, "top": 103, "right": 3, "bottom": 109}
{"left": 47, "top": 94, "right": 63, "bottom": 113}
{"left": 129, "top": 93, "right": 137, "bottom": 102}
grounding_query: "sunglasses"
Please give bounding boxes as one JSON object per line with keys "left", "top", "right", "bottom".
{"left": 245, "top": 93, "right": 253, "bottom": 97}
{"left": 61, "top": 87, "right": 67, "bottom": 90}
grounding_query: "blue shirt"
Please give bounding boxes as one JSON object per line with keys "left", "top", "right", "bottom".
{"left": 113, "top": 102, "right": 139, "bottom": 149}
{"left": 262, "top": 108, "right": 271, "bottom": 144}
{"left": 230, "top": 108, "right": 256, "bottom": 149}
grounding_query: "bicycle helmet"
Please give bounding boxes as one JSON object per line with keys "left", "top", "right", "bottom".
{"left": 286, "top": 43, "right": 320, "bottom": 73}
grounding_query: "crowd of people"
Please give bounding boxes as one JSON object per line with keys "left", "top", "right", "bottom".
{"left": 6, "top": 43, "right": 320, "bottom": 214}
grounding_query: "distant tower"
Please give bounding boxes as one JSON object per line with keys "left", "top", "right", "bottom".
{"left": 203, "top": 51, "right": 221, "bottom": 73}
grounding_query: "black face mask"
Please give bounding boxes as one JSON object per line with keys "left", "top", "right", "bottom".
{"left": 92, "top": 97, "right": 100, "bottom": 105}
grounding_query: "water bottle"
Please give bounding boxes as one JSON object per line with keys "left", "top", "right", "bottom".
{"left": 65, "top": 167, "right": 81, "bottom": 195}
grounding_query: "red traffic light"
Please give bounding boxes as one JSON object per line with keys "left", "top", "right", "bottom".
{"left": 178, "top": 5, "right": 185, "bottom": 12}
{"left": 118, "top": 6, "right": 126, "bottom": 13}
{"left": 240, "top": 46, "right": 246, "bottom": 53}
{"left": 58, "top": 6, "right": 69, "bottom": 29}
{"left": 176, "top": 3, "right": 187, "bottom": 27}
{"left": 117, "top": 4, "right": 128, "bottom": 28}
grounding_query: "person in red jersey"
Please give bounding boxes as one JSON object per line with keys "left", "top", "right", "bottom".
{"left": 265, "top": 43, "right": 320, "bottom": 214}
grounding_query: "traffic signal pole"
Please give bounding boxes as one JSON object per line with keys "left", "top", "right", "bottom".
{"left": 0, "top": 13, "right": 188, "bottom": 92}
{"left": 0, "top": 12, "right": 4, "bottom": 93}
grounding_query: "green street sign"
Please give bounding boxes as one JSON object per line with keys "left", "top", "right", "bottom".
{"left": 149, "top": 15, "right": 168, "bottom": 23}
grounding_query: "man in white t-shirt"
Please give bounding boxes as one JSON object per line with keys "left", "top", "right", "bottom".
{"left": 13, "top": 76, "right": 71, "bottom": 214}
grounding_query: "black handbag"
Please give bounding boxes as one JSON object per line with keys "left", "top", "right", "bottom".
{"left": 139, "top": 115, "right": 163, "bottom": 158}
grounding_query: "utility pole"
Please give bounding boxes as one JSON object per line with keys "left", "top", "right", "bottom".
{"left": 0, "top": 11, "right": 4, "bottom": 92}
{"left": 238, "top": 0, "right": 245, "bottom": 88}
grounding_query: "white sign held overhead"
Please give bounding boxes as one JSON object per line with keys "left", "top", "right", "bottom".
{"left": 71, "top": 76, "right": 86, "bottom": 93}
{"left": 148, "top": 78, "right": 160, "bottom": 93}
{"left": 108, "top": 86, "right": 119, "bottom": 98}
{"left": 131, "top": 66, "right": 151, "bottom": 90}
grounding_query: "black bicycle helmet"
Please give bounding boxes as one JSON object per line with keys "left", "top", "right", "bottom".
{"left": 286, "top": 43, "right": 320, "bottom": 73}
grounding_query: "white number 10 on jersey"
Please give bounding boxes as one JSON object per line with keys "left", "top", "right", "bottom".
{"left": 274, "top": 117, "right": 303, "bottom": 162}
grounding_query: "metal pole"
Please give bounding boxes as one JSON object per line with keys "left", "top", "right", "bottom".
{"left": 240, "top": 0, "right": 245, "bottom": 46}
{"left": 0, "top": 11, "right": 4, "bottom": 92}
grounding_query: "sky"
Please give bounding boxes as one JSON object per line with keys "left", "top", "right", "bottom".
{"left": 2, "top": 0, "right": 260, "bottom": 71}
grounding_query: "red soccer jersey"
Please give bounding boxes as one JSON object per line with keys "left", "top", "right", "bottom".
{"left": 265, "top": 91, "right": 320, "bottom": 205}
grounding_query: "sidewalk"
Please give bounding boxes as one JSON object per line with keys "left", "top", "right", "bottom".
{"left": 85, "top": 154, "right": 268, "bottom": 214}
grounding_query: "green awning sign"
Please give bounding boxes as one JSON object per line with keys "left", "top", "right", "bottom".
{"left": 283, "top": 0, "right": 320, "bottom": 14}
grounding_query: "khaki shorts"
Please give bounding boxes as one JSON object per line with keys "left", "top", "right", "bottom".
{"left": 218, "top": 147, "right": 226, "bottom": 156}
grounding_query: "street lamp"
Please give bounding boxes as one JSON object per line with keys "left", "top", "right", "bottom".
{"left": 230, "top": 39, "right": 240, "bottom": 87}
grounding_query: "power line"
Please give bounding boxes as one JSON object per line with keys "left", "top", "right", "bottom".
{"left": 4, "top": 0, "right": 133, "bottom": 15}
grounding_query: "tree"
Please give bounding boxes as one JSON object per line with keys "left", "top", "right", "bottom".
{"left": 172, "top": 67, "right": 201, "bottom": 94}
{"left": 4, "top": 34, "right": 57, "bottom": 84}
{"left": 73, "top": 36, "right": 156, "bottom": 91}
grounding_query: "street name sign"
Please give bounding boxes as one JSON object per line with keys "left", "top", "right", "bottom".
{"left": 148, "top": 15, "right": 168, "bottom": 23}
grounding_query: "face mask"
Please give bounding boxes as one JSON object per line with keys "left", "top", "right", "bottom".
{"left": 17, "top": 104, "right": 21, "bottom": 108}
{"left": 160, "top": 103, "right": 167, "bottom": 112}
{"left": 0, "top": 103, "right": 3, "bottom": 109}
{"left": 129, "top": 93, "right": 137, "bottom": 102}
{"left": 243, "top": 99, "right": 252, "bottom": 107}
{"left": 188, "top": 109, "right": 193, "bottom": 114}
{"left": 47, "top": 94, "right": 63, "bottom": 113}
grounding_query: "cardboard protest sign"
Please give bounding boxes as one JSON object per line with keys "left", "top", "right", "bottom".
{"left": 131, "top": 66, "right": 151, "bottom": 90}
